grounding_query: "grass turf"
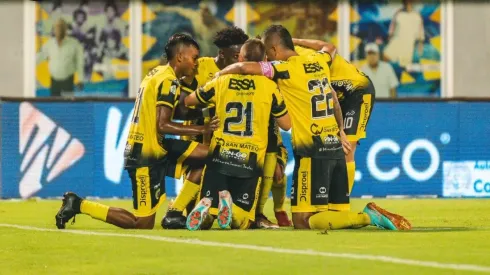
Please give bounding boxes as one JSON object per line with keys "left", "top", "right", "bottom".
{"left": 0, "top": 198, "right": 489, "bottom": 274}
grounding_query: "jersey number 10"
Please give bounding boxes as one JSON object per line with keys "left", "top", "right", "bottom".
{"left": 224, "top": 102, "right": 253, "bottom": 137}
{"left": 308, "top": 78, "right": 334, "bottom": 119}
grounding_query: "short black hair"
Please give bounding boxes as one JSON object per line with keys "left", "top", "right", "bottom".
{"left": 165, "top": 33, "right": 200, "bottom": 60}
{"left": 263, "top": 25, "right": 294, "bottom": 51}
{"left": 213, "top": 26, "right": 249, "bottom": 49}
{"left": 73, "top": 8, "right": 87, "bottom": 21}
{"left": 104, "top": 1, "right": 119, "bottom": 16}
{"left": 242, "top": 38, "right": 265, "bottom": 62}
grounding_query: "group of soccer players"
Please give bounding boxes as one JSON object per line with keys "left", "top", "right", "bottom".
{"left": 55, "top": 25, "right": 411, "bottom": 232}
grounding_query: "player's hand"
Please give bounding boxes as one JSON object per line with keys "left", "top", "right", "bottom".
{"left": 274, "top": 162, "right": 285, "bottom": 183}
{"left": 340, "top": 130, "right": 352, "bottom": 155}
{"left": 214, "top": 71, "right": 221, "bottom": 79}
{"left": 204, "top": 116, "right": 220, "bottom": 133}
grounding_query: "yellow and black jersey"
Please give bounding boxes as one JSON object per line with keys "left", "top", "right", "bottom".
{"left": 180, "top": 57, "right": 220, "bottom": 141}
{"left": 196, "top": 74, "right": 287, "bottom": 177}
{"left": 124, "top": 65, "right": 181, "bottom": 167}
{"left": 294, "top": 46, "right": 370, "bottom": 102}
{"left": 265, "top": 52, "right": 344, "bottom": 159}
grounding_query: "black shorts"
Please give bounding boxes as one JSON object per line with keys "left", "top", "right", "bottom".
{"left": 197, "top": 167, "right": 261, "bottom": 221}
{"left": 161, "top": 138, "right": 200, "bottom": 179}
{"left": 290, "top": 155, "right": 349, "bottom": 213}
{"left": 341, "top": 80, "right": 375, "bottom": 142}
{"left": 126, "top": 138, "right": 199, "bottom": 217}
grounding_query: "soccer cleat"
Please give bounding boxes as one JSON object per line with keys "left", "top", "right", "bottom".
{"left": 255, "top": 213, "right": 280, "bottom": 229}
{"left": 363, "top": 202, "right": 412, "bottom": 230}
{"left": 161, "top": 210, "right": 187, "bottom": 229}
{"left": 55, "top": 192, "right": 82, "bottom": 229}
{"left": 186, "top": 198, "right": 212, "bottom": 231}
{"left": 217, "top": 191, "right": 233, "bottom": 229}
{"left": 274, "top": 211, "right": 292, "bottom": 227}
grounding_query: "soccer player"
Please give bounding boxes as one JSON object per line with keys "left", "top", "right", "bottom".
{"left": 162, "top": 26, "right": 249, "bottom": 226}
{"left": 215, "top": 25, "right": 411, "bottom": 230}
{"left": 294, "top": 42, "right": 375, "bottom": 204}
{"left": 255, "top": 120, "right": 291, "bottom": 228}
{"left": 54, "top": 34, "right": 219, "bottom": 230}
{"left": 183, "top": 38, "right": 291, "bottom": 230}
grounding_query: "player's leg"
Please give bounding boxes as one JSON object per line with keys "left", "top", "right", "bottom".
{"left": 255, "top": 152, "right": 279, "bottom": 229}
{"left": 342, "top": 88, "right": 375, "bottom": 195}
{"left": 56, "top": 166, "right": 165, "bottom": 229}
{"left": 290, "top": 156, "right": 319, "bottom": 229}
{"left": 272, "top": 146, "right": 291, "bottom": 226}
{"left": 229, "top": 176, "right": 262, "bottom": 230}
{"left": 161, "top": 139, "right": 207, "bottom": 228}
{"left": 308, "top": 159, "right": 411, "bottom": 230}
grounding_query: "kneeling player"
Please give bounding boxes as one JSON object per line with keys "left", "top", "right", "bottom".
{"left": 293, "top": 39, "right": 375, "bottom": 203}
{"left": 184, "top": 38, "right": 291, "bottom": 230}
{"left": 55, "top": 34, "right": 218, "bottom": 230}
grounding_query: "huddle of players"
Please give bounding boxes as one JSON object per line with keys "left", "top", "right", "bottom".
{"left": 55, "top": 25, "right": 412, "bottom": 231}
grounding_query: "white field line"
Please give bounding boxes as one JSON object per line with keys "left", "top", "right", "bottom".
{"left": 1, "top": 223, "right": 489, "bottom": 273}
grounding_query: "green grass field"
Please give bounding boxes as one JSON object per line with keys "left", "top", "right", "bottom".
{"left": 1, "top": 198, "right": 489, "bottom": 274}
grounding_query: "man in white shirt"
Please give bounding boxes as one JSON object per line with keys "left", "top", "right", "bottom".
{"left": 361, "top": 43, "right": 399, "bottom": 98}
{"left": 37, "top": 18, "right": 84, "bottom": 96}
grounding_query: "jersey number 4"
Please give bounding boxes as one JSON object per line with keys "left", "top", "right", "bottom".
{"left": 308, "top": 78, "right": 334, "bottom": 119}
{"left": 224, "top": 102, "right": 253, "bottom": 137}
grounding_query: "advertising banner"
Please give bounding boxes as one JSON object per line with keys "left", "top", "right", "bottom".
{"left": 1, "top": 101, "right": 489, "bottom": 199}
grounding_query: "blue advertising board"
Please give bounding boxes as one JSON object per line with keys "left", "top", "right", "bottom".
{"left": 1, "top": 101, "right": 489, "bottom": 199}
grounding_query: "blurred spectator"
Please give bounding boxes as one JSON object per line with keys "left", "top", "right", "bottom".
{"left": 36, "top": 18, "right": 84, "bottom": 96}
{"left": 361, "top": 43, "right": 399, "bottom": 98}
{"left": 383, "top": 0, "right": 425, "bottom": 67}
{"left": 162, "top": 1, "right": 227, "bottom": 56}
{"left": 69, "top": 8, "right": 97, "bottom": 82}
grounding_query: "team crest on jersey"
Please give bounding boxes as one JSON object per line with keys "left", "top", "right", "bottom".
{"left": 170, "top": 84, "right": 177, "bottom": 95}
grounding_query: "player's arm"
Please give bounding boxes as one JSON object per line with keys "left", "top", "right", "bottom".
{"left": 184, "top": 78, "right": 217, "bottom": 107}
{"left": 292, "top": 38, "right": 337, "bottom": 60}
{"left": 175, "top": 76, "right": 203, "bottom": 120}
{"left": 271, "top": 88, "right": 291, "bottom": 131}
{"left": 330, "top": 86, "right": 351, "bottom": 154}
{"left": 216, "top": 62, "right": 265, "bottom": 77}
{"left": 156, "top": 79, "right": 218, "bottom": 136}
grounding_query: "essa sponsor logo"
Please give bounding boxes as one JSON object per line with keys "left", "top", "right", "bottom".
{"left": 18, "top": 102, "right": 85, "bottom": 198}
{"left": 228, "top": 78, "right": 256, "bottom": 90}
{"left": 303, "top": 62, "right": 324, "bottom": 74}
{"left": 300, "top": 171, "right": 308, "bottom": 202}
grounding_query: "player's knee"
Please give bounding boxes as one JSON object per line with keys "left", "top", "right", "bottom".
{"left": 231, "top": 218, "right": 251, "bottom": 230}
{"left": 292, "top": 213, "right": 313, "bottom": 229}
{"left": 134, "top": 216, "right": 156, "bottom": 229}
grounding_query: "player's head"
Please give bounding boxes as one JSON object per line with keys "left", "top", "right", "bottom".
{"left": 261, "top": 24, "right": 295, "bottom": 61}
{"left": 54, "top": 18, "right": 68, "bottom": 40}
{"left": 213, "top": 26, "right": 249, "bottom": 66}
{"left": 239, "top": 38, "right": 266, "bottom": 62}
{"left": 165, "top": 33, "right": 200, "bottom": 77}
